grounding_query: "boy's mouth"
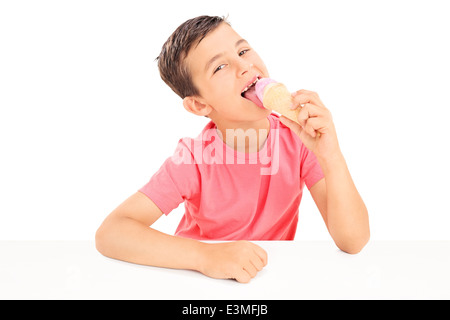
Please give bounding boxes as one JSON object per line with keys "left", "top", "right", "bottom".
{"left": 241, "top": 76, "right": 264, "bottom": 109}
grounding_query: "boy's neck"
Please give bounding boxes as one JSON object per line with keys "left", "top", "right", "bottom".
{"left": 214, "top": 117, "right": 270, "bottom": 153}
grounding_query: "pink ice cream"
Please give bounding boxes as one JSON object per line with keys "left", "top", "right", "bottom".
{"left": 255, "top": 78, "right": 276, "bottom": 104}
{"left": 243, "top": 78, "right": 277, "bottom": 109}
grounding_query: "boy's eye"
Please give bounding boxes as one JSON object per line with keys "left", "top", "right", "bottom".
{"left": 239, "top": 49, "right": 249, "bottom": 56}
{"left": 214, "top": 64, "right": 226, "bottom": 74}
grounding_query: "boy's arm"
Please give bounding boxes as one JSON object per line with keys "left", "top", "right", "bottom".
{"left": 309, "top": 157, "right": 370, "bottom": 254}
{"left": 280, "top": 90, "right": 370, "bottom": 254}
{"left": 95, "top": 192, "right": 267, "bottom": 283}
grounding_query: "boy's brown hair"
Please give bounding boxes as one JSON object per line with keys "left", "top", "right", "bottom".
{"left": 156, "top": 15, "right": 229, "bottom": 99}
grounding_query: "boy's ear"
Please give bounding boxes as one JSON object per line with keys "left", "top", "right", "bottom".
{"left": 183, "top": 96, "right": 212, "bottom": 117}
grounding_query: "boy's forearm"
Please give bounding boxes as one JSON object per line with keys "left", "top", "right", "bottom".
{"left": 95, "top": 217, "right": 205, "bottom": 272}
{"left": 96, "top": 217, "right": 268, "bottom": 283}
{"left": 317, "top": 151, "right": 370, "bottom": 253}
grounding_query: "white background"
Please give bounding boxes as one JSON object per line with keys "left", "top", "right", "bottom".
{"left": 1, "top": 0, "right": 449, "bottom": 241}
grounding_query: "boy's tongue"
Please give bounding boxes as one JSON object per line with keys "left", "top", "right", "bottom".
{"left": 243, "top": 85, "right": 264, "bottom": 109}
{"left": 243, "top": 78, "right": 277, "bottom": 110}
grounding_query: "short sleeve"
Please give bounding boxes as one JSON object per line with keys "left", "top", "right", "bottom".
{"left": 300, "top": 145, "right": 324, "bottom": 189}
{"left": 139, "top": 139, "right": 200, "bottom": 215}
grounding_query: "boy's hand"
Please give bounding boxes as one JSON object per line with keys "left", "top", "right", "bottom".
{"left": 279, "top": 90, "right": 341, "bottom": 161}
{"left": 198, "top": 241, "right": 268, "bottom": 283}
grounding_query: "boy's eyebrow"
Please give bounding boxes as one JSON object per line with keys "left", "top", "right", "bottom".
{"left": 204, "top": 39, "right": 249, "bottom": 72}
{"left": 235, "top": 38, "right": 249, "bottom": 48}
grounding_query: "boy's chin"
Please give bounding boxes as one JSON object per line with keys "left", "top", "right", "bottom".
{"left": 241, "top": 100, "right": 272, "bottom": 120}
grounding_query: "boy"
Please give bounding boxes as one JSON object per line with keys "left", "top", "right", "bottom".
{"left": 95, "top": 16, "right": 369, "bottom": 283}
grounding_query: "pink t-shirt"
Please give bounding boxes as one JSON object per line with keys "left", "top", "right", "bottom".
{"left": 139, "top": 114, "right": 324, "bottom": 240}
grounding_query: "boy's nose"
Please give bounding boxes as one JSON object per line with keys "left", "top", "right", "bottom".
{"left": 238, "top": 61, "right": 254, "bottom": 77}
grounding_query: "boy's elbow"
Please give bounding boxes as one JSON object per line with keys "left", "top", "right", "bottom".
{"left": 336, "top": 230, "right": 370, "bottom": 255}
{"left": 95, "top": 225, "right": 110, "bottom": 256}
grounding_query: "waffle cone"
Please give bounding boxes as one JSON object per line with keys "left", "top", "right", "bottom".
{"left": 262, "top": 83, "right": 299, "bottom": 123}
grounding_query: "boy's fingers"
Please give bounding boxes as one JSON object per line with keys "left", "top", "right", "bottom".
{"left": 298, "top": 102, "right": 322, "bottom": 119}
{"left": 235, "top": 269, "right": 252, "bottom": 283}
{"left": 304, "top": 118, "right": 321, "bottom": 137}
{"left": 252, "top": 243, "right": 268, "bottom": 266}
{"left": 244, "top": 262, "right": 258, "bottom": 278}
{"left": 279, "top": 115, "right": 303, "bottom": 137}
{"left": 291, "top": 90, "right": 325, "bottom": 109}
{"left": 251, "top": 255, "right": 265, "bottom": 271}
{"left": 291, "top": 89, "right": 320, "bottom": 99}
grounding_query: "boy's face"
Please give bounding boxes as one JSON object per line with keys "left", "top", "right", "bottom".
{"left": 185, "top": 23, "right": 271, "bottom": 125}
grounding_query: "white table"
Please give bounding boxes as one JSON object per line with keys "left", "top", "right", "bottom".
{"left": 1, "top": 241, "right": 449, "bottom": 299}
